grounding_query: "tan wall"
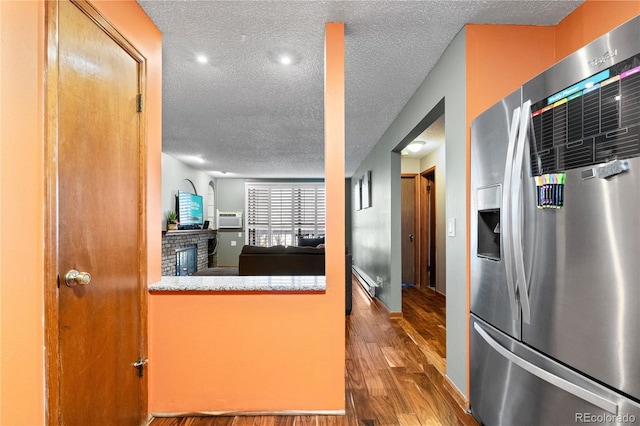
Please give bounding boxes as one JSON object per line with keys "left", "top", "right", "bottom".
{"left": 420, "top": 146, "right": 446, "bottom": 294}
{"left": 400, "top": 157, "right": 421, "bottom": 174}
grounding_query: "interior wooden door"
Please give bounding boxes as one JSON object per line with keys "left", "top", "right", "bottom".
{"left": 56, "top": 1, "right": 145, "bottom": 423}
{"left": 401, "top": 176, "right": 416, "bottom": 285}
{"left": 420, "top": 169, "right": 436, "bottom": 289}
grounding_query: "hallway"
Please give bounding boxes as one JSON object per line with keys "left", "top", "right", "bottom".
{"left": 150, "top": 279, "right": 477, "bottom": 425}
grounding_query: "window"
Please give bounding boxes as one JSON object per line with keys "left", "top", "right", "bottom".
{"left": 246, "top": 182, "right": 325, "bottom": 247}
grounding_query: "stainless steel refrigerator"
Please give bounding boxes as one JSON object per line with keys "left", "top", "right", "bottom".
{"left": 470, "top": 16, "right": 640, "bottom": 425}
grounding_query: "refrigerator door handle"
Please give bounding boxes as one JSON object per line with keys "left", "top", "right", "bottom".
{"left": 474, "top": 322, "right": 619, "bottom": 415}
{"left": 512, "top": 99, "right": 532, "bottom": 324}
{"left": 502, "top": 106, "right": 521, "bottom": 321}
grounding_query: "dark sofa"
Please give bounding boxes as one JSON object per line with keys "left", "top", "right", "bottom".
{"left": 238, "top": 244, "right": 352, "bottom": 314}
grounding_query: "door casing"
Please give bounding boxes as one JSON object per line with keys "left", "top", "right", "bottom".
{"left": 420, "top": 167, "right": 437, "bottom": 289}
{"left": 401, "top": 170, "right": 437, "bottom": 289}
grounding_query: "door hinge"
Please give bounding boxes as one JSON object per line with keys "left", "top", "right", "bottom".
{"left": 133, "top": 358, "right": 148, "bottom": 377}
{"left": 136, "top": 94, "right": 143, "bottom": 113}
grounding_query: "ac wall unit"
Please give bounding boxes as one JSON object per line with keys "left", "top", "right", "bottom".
{"left": 217, "top": 210, "right": 243, "bottom": 229}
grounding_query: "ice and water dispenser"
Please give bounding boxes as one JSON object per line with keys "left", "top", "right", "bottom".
{"left": 476, "top": 185, "right": 502, "bottom": 261}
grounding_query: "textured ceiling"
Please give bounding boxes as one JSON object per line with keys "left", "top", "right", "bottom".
{"left": 137, "top": 0, "right": 583, "bottom": 178}
{"left": 402, "top": 114, "right": 446, "bottom": 159}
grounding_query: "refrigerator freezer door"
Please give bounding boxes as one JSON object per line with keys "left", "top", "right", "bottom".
{"left": 521, "top": 157, "right": 640, "bottom": 401}
{"left": 471, "top": 315, "right": 640, "bottom": 426}
{"left": 471, "top": 89, "right": 521, "bottom": 339}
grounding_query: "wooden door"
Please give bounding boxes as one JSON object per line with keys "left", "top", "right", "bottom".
{"left": 53, "top": 1, "right": 146, "bottom": 423}
{"left": 401, "top": 176, "right": 416, "bottom": 285}
{"left": 420, "top": 169, "right": 437, "bottom": 289}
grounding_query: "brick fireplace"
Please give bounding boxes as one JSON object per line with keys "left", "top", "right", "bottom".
{"left": 161, "top": 230, "right": 217, "bottom": 276}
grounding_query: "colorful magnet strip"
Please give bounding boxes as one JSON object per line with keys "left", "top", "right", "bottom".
{"left": 535, "top": 173, "right": 566, "bottom": 209}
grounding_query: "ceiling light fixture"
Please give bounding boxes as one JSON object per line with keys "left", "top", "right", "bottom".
{"left": 182, "top": 155, "right": 206, "bottom": 164}
{"left": 279, "top": 54, "right": 292, "bottom": 65}
{"left": 196, "top": 55, "right": 208, "bottom": 64}
{"left": 406, "top": 140, "right": 426, "bottom": 153}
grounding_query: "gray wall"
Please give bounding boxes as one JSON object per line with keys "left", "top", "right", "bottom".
{"left": 351, "top": 150, "right": 399, "bottom": 303}
{"left": 351, "top": 28, "right": 468, "bottom": 396}
{"left": 345, "top": 178, "right": 352, "bottom": 250}
{"left": 215, "top": 178, "right": 246, "bottom": 266}
{"left": 161, "top": 153, "right": 215, "bottom": 231}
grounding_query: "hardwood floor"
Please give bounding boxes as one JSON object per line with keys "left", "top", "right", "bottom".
{"left": 149, "top": 279, "right": 478, "bottom": 426}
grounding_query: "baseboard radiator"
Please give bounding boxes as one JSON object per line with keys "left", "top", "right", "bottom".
{"left": 352, "top": 265, "right": 376, "bottom": 298}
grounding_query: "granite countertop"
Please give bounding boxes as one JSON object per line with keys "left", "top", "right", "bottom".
{"left": 149, "top": 275, "right": 326, "bottom": 292}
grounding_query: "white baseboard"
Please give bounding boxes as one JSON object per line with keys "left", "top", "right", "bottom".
{"left": 352, "top": 265, "right": 376, "bottom": 298}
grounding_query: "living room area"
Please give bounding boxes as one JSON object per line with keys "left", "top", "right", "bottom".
{"left": 160, "top": 152, "right": 354, "bottom": 315}
{"left": 161, "top": 155, "right": 342, "bottom": 260}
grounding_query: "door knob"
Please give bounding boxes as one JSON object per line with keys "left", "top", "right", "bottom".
{"left": 409, "top": 234, "right": 414, "bottom": 242}
{"left": 65, "top": 269, "right": 92, "bottom": 287}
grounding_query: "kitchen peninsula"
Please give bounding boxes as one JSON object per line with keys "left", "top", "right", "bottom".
{"left": 147, "top": 274, "right": 343, "bottom": 416}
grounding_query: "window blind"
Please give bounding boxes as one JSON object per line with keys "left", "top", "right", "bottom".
{"left": 246, "top": 183, "right": 325, "bottom": 247}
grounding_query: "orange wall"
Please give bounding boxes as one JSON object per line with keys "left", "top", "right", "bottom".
{"left": 148, "top": 23, "right": 346, "bottom": 414}
{"left": 149, "top": 291, "right": 345, "bottom": 412}
{"left": 467, "top": 1, "right": 640, "bottom": 124}
{"left": 0, "top": 2, "right": 46, "bottom": 424}
{"left": 0, "top": 1, "right": 161, "bottom": 424}
{"left": 324, "top": 21, "right": 347, "bottom": 406}
{"left": 555, "top": 0, "right": 640, "bottom": 61}
{"left": 466, "top": 25, "right": 556, "bottom": 128}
